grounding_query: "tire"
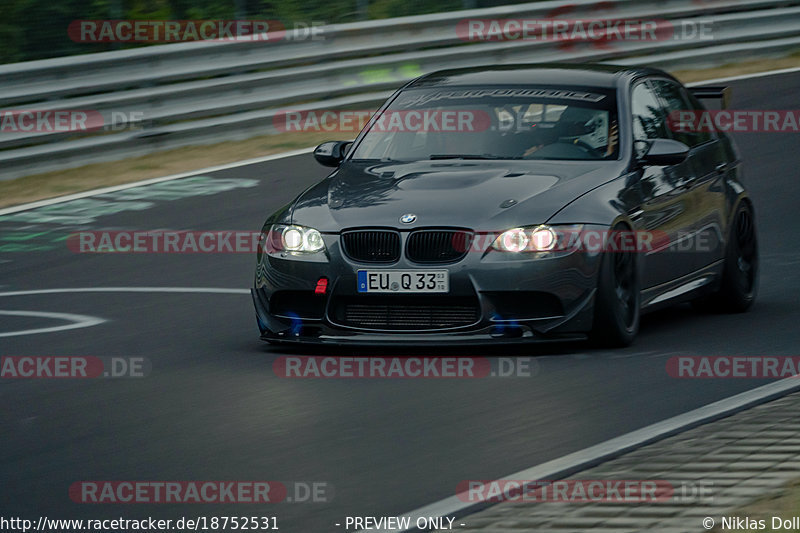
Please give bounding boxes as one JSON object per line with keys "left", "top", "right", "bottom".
{"left": 692, "top": 201, "right": 758, "bottom": 313}
{"left": 590, "top": 225, "right": 641, "bottom": 347}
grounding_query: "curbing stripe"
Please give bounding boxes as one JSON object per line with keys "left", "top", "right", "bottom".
{"left": 369, "top": 377, "right": 800, "bottom": 532}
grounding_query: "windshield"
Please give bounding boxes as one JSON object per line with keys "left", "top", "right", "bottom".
{"left": 350, "top": 85, "right": 619, "bottom": 162}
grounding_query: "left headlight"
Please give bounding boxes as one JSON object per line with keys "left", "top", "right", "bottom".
{"left": 491, "top": 225, "right": 582, "bottom": 253}
{"left": 266, "top": 224, "right": 326, "bottom": 254}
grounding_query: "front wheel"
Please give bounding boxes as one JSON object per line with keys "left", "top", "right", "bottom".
{"left": 692, "top": 202, "right": 758, "bottom": 312}
{"left": 590, "top": 225, "right": 641, "bottom": 347}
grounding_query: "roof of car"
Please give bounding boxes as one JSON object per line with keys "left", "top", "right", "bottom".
{"left": 406, "top": 63, "right": 675, "bottom": 89}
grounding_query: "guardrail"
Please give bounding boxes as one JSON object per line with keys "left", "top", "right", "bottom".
{"left": 1, "top": 0, "right": 799, "bottom": 180}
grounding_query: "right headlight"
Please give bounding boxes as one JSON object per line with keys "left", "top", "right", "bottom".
{"left": 266, "top": 224, "right": 326, "bottom": 254}
{"left": 491, "top": 225, "right": 581, "bottom": 253}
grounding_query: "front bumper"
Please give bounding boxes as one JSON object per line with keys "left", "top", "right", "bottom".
{"left": 252, "top": 230, "right": 603, "bottom": 345}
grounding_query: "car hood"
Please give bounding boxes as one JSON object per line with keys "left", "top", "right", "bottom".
{"left": 290, "top": 159, "right": 626, "bottom": 232}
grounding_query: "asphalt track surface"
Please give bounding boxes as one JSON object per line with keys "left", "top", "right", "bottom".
{"left": 1, "top": 71, "right": 799, "bottom": 532}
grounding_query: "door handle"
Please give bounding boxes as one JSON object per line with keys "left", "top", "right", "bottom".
{"left": 715, "top": 163, "right": 728, "bottom": 174}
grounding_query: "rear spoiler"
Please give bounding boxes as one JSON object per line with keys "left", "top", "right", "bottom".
{"left": 689, "top": 86, "right": 731, "bottom": 109}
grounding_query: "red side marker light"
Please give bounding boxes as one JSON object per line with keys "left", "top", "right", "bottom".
{"left": 315, "top": 278, "right": 328, "bottom": 295}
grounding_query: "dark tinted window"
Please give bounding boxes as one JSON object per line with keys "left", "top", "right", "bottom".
{"left": 651, "top": 79, "right": 714, "bottom": 147}
{"left": 631, "top": 81, "right": 668, "bottom": 158}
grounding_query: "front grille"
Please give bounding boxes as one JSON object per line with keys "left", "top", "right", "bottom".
{"left": 332, "top": 295, "right": 480, "bottom": 330}
{"left": 406, "top": 229, "right": 472, "bottom": 264}
{"left": 341, "top": 230, "right": 400, "bottom": 263}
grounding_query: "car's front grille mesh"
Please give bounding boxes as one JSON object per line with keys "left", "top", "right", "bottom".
{"left": 335, "top": 296, "right": 480, "bottom": 330}
{"left": 340, "top": 228, "right": 474, "bottom": 264}
{"left": 406, "top": 230, "right": 472, "bottom": 264}
{"left": 341, "top": 230, "right": 400, "bottom": 263}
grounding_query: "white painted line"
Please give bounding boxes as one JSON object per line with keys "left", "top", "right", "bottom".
{"left": 0, "top": 147, "right": 314, "bottom": 217}
{"left": 0, "top": 310, "right": 105, "bottom": 338}
{"left": 0, "top": 287, "right": 250, "bottom": 336}
{"left": 371, "top": 377, "right": 800, "bottom": 532}
{"left": 0, "top": 287, "right": 250, "bottom": 297}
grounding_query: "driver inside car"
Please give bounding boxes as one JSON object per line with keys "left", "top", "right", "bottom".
{"left": 523, "top": 107, "right": 618, "bottom": 158}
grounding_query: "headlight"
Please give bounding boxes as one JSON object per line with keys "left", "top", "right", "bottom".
{"left": 267, "top": 224, "right": 326, "bottom": 253}
{"left": 491, "top": 225, "right": 578, "bottom": 253}
{"left": 495, "top": 228, "right": 529, "bottom": 252}
{"left": 530, "top": 226, "right": 557, "bottom": 250}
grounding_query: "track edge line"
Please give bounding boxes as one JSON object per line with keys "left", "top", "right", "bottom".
{"left": 376, "top": 377, "right": 800, "bottom": 532}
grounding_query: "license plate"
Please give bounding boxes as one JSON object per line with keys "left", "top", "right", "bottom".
{"left": 357, "top": 270, "right": 449, "bottom": 293}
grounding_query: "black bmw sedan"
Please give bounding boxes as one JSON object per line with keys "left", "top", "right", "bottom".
{"left": 251, "top": 63, "right": 757, "bottom": 347}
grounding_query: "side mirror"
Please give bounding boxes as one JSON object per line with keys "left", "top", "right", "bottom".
{"left": 314, "top": 141, "right": 351, "bottom": 167}
{"left": 640, "top": 138, "right": 689, "bottom": 166}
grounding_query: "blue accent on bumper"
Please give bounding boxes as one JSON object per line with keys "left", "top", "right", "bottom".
{"left": 357, "top": 270, "right": 367, "bottom": 293}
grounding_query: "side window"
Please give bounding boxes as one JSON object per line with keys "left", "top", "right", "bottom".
{"left": 651, "top": 79, "right": 713, "bottom": 147}
{"left": 631, "top": 81, "right": 668, "bottom": 158}
{"left": 686, "top": 91, "right": 718, "bottom": 145}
